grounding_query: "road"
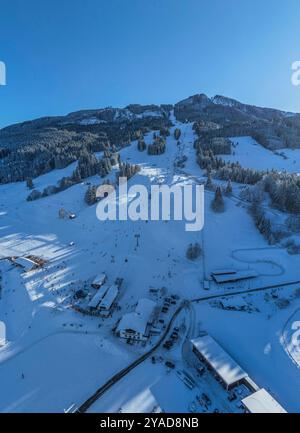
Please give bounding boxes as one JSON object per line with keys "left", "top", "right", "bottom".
{"left": 190, "top": 279, "right": 300, "bottom": 304}
{"left": 77, "top": 277, "right": 300, "bottom": 412}
{"left": 77, "top": 300, "right": 188, "bottom": 413}
{"left": 76, "top": 124, "right": 300, "bottom": 413}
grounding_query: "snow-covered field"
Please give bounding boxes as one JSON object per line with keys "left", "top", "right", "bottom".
{"left": 193, "top": 287, "right": 300, "bottom": 413}
{"left": 0, "top": 117, "right": 300, "bottom": 412}
{"left": 223, "top": 136, "right": 300, "bottom": 173}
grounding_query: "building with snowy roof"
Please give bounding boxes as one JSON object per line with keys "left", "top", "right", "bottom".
{"left": 211, "top": 269, "right": 258, "bottom": 284}
{"left": 242, "top": 388, "right": 287, "bottom": 413}
{"left": 12, "top": 257, "right": 37, "bottom": 272}
{"left": 116, "top": 298, "right": 156, "bottom": 341}
{"left": 88, "top": 284, "right": 110, "bottom": 310}
{"left": 191, "top": 334, "right": 248, "bottom": 390}
{"left": 91, "top": 273, "right": 106, "bottom": 289}
{"left": 99, "top": 284, "right": 119, "bottom": 311}
{"left": 135, "top": 298, "right": 156, "bottom": 320}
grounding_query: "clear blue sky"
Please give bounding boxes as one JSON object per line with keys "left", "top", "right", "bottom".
{"left": 0, "top": 0, "right": 300, "bottom": 127}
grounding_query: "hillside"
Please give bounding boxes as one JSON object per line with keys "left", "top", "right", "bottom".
{"left": 0, "top": 98, "right": 300, "bottom": 413}
{"left": 1, "top": 94, "right": 300, "bottom": 184}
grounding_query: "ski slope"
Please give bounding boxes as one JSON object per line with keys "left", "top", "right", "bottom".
{"left": 222, "top": 136, "right": 300, "bottom": 173}
{"left": 0, "top": 117, "right": 300, "bottom": 412}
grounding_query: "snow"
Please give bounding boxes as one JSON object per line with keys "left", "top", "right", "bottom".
{"left": 135, "top": 298, "right": 156, "bottom": 317}
{"left": 0, "top": 114, "right": 299, "bottom": 412}
{"left": 135, "top": 110, "right": 163, "bottom": 119}
{"left": 191, "top": 335, "right": 248, "bottom": 388}
{"left": 88, "top": 284, "right": 109, "bottom": 309}
{"left": 91, "top": 273, "right": 106, "bottom": 288}
{"left": 117, "top": 298, "right": 156, "bottom": 336}
{"left": 222, "top": 136, "right": 300, "bottom": 173}
{"left": 194, "top": 295, "right": 300, "bottom": 412}
{"left": 117, "top": 313, "right": 147, "bottom": 336}
{"left": 13, "top": 257, "right": 36, "bottom": 272}
{"left": 212, "top": 270, "right": 258, "bottom": 284}
{"left": 99, "top": 284, "right": 119, "bottom": 310}
{"left": 242, "top": 388, "right": 287, "bottom": 413}
{"left": 212, "top": 95, "right": 237, "bottom": 108}
{"left": 79, "top": 117, "right": 105, "bottom": 125}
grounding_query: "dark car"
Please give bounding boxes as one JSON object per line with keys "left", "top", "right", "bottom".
{"left": 202, "top": 393, "right": 212, "bottom": 406}
{"left": 165, "top": 361, "right": 175, "bottom": 369}
{"left": 228, "top": 392, "right": 237, "bottom": 402}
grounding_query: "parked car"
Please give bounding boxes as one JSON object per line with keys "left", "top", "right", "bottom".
{"left": 163, "top": 340, "right": 173, "bottom": 350}
{"left": 228, "top": 391, "right": 237, "bottom": 402}
{"left": 202, "top": 393, "right": 212, "bottom": 406}
{"left": 165, "top": 361, "right": 175, "bottom": 369}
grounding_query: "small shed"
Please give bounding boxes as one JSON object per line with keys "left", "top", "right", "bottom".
{"left": 12, "top": 257, "right": 37, "bottom": 272}
{"left": 91, "top": 273, "right": 106, "bottom": 289}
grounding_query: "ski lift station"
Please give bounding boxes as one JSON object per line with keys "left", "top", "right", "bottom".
{"left": 211, "top": 269, "right": 258, "bottom": 284}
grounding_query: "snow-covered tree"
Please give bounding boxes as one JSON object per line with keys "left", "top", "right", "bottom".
{"left": 186, "top": 243, "right": 202, "bottom": 260}
{"left": 84, "top": 185, "right": 97, "bottom": 205}
{"left": 225, "top": 179, "right": 232, "bottom": 196}
{"left": 26, "top": 178, "right": 34, "bottom": 189}
{"left": 211, "top": 187, "right": 225, "bottom": 212}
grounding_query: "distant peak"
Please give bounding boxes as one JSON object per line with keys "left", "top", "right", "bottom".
{"left": 211, "top": 95, "right": 239, "bottom": 107}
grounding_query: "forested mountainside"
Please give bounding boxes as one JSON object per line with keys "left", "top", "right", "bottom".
{"left": 0, "top": 94, "right": 300, "bottom": 184}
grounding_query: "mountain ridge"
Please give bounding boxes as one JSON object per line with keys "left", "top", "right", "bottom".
{"left": 1, "top": 93, "right": 298, "bottom": 133}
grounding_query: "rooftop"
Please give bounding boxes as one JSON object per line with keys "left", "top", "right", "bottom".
{"left": 117, "top": 312, "right": 147, "bottom": 335}
{"left": 99, "top": 284, "right": 119, "bottom": 310}
{"left": 191, "top": 334, "right": 248, "bottom": 388}
{"left": 92, "top": 273, "right": 106, "bottom": 287}
{"left": 242, "top": 388, "right": 287, "bottom": 413}
{"left": 135, "top": 298, "right": 156, "bottom": 317}
{"left": 13, "top": 257, "right": 37, "bottom": 271}
{"left": 117, "top": 298, "right": 156, "bottom": 336}
{"left": 212, "top": 269, "right": 258, "bottom": 284}
{"left": 88, "top": 284, "right": 110, "bottom": 309}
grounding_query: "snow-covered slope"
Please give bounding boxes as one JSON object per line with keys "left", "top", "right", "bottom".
{"left": 222, "top": 136, "right": 300, "bottom": 173}
{"left": 0, "top": 116, "right": 300, "bottom": 413}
